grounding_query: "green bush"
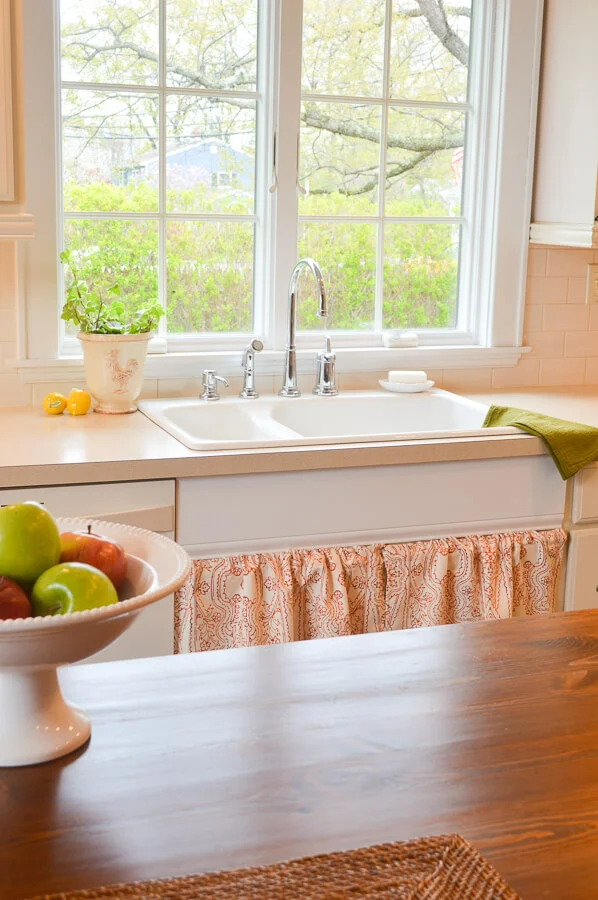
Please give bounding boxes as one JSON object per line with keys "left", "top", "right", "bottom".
{"left": 63, "top": 183, "right": 458, "bottom": 333}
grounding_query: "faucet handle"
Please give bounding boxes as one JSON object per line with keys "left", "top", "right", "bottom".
{"left": 201, "top": 369, "right": 229, "bottom": 401}
{"left": 313, "top": 334, "right": 338, "bottom": 396}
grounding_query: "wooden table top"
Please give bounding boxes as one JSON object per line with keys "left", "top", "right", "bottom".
{"left": 3, "top": 609, "right": 598, "bottom": 900}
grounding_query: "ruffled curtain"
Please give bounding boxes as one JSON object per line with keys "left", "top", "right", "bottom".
{"left": 175, "top": 529, "right": 567, "bottom": 653}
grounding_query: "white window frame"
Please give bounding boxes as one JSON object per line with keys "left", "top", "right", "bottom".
{"left": 13, "top": 0, "right": 543, "bottom": 382}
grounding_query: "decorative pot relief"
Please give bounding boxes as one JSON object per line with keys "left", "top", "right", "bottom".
{"left": 78, "top": 332, "right": 150, "bottom": 414}
{"left": 105, "top": 350, "right": 140, "bottom": 395}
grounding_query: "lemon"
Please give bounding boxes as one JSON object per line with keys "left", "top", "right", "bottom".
{"left": 66, "top": 388, "right": 92, "bottom": 416}
{"left": 42, "top": 392, "right": 67, "bottom": 415}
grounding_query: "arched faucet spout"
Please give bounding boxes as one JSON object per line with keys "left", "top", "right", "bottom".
{"left": 279, "top": 258, "right": 327, "bottom": 397}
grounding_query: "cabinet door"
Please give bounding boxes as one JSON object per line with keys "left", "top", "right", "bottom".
{"left": 563, "top": 528, "right": 598, "bottom": 611}
{"left": 0, "top": 0, "right": 14, "bottom": 201}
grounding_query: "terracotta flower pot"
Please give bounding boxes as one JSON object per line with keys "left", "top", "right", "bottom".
{"left": 78, "top": 332, "right": 151, "bottom": 414}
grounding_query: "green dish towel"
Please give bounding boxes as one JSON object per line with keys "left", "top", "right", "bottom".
{"left": 482, "top": 404, "right": 598, "bottom": 480}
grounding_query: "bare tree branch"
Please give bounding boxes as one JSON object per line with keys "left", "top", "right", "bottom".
{"left": 413, "top": 0, "right": 469, "bottom": 65}
{"left": 303, "top": 106, "right": 463, "bottom": 153}
{"left": 396, "top": 5, "right": 471, "bottom": 17}
{"left": 308, "top": 151, "right": 435, "bottom": 196}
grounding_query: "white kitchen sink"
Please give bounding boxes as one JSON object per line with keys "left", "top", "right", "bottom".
{"left": 139, "top": 389, "right": 512, "bottom": 451}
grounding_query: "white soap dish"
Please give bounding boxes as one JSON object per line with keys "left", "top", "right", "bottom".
{"left": 379, "top": 379, "right": 435, "bottom": 394}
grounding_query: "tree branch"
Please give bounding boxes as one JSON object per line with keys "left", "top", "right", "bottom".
{"left": 413, "top": 0, "right": 469, "bottom": 65}
{"left": 396, "top": 5, "right": 471, "bottom": 17}
{"left": 307, "top": 151, "right": 435, "bottom": 196}
{"left": 303, "top": 106, "right": 463, "bottom": 153}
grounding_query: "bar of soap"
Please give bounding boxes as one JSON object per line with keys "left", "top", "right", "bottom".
{"left": 388, "top": 370, "right": 427, "bottom": 384}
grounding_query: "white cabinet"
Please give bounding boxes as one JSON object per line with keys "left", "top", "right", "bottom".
{"left": 531, "top": 0, "right": 598, "bottom": 248}
{"left": 0, "top": 480, "right": 176, "bottom": 662}
{"left": 564, "top": 464, "right": 598, "bottom": 610}
{"left": 0, "top": 0, "right": 14, "bottom": 202}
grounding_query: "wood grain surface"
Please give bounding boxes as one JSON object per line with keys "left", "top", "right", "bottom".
{"left": 3, "top": 609, "right": 598, "bottom": 899}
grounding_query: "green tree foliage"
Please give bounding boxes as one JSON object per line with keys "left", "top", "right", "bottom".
{"left": 60, "top": 0, "right": 471, "bottom": 334}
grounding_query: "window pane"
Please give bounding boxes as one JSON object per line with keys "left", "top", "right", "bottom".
{"left": 167, "top": 222, "right": 254, "bottom": 333}
{"left": 62, "top": 219, "right": 159, "bottom": 332}
{"left": 166, "top": 0, "right": 258, "bottom": 91}
{"left": 383, "top": 223, "right": 460, "bottom": 329}
{"left": 62, "top": 90, "right": 159, "bottom": 213}
{"left": 300, "top": 103, "right": 382, "bottom": 216}
{"left": 61, "top": 0, "right": 159, "bottom": 86}
{"left": 390, "top": 0, "right": 472, "bottom": 103}
{"left": 165, "top": 97, "right": 256, "bottom": 214}
{"left": 385, "top": 108, "right": 465, "bottom": 216}
{"left": 302, "top": 0, "right": 385, "bottom": 97}
{"left": 298, "top": 222, "right": 377, "bottom": 331}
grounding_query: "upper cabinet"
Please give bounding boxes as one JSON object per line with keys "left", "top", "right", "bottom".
{"left": 0, "top": 0, "right": 14, "bottom": 202}
{"left": 531, "top": 0, "right": 598, "bottom": 248}
{"left": 0, "top": 0, "right": 34, "bottom": 238}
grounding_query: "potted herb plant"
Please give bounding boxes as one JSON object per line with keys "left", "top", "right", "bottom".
{"left": 60, "top": 250, "right": 164, "bottom": 414}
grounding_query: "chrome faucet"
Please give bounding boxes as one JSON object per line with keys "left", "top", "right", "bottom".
{"left": 240, "top": 338, "right": 263, "bottom": 399}
{"left": 200, "top": 369, "right": 229, "bottom": 401}
{"left": 313, "top": 335, "right": 338, "bottom": 396}
{"left": 280, "top": 257, "right": 328, "bottom": 397}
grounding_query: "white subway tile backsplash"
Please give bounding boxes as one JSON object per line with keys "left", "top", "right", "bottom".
{"left": 0, "top": 375, "right": 31, "bottom": 407}
{"left": 526, "top": 277, "right": 568, "bottom": 305}
{"left": 584, "top": 358, "right": 598, "bottom": 384}
{"left": 540, "top": 357, "right": 586, "bottom": 386}
{"left": 547, "top": 248, "right": 594, "bottom": 278}
{"left": 491, "top": 359, "right": 540, "bottom": 388}
{"left": 567, "top": 277, "right": 588, "bottom": 304}
{"left": 443, "top": 368, "right": 493, "bottom": 390}
{"left": 0, "top": 342, "right": 17, "bottom": 375}
{"left": 523, "top": 306, "right": 543, "bottom": 332}
{"left": 527, "top": 248, "right": 547, "bottom": 277}
{"left": 564, "top": 332, "right": 598, "bottom": 358}
{"left": 523, "top": 331, "right": 564, "bottom": 358}
{"left": 543, "top": 304, "right": 589, "bottom": 332}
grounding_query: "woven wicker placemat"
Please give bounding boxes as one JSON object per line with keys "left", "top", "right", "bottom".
{"left": 34, "top": 834, "right": 520, "bottom": 900}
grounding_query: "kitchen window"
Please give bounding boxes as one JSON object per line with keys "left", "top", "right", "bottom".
{"left": 17, "top": 0, "right": 544, "bottom": 377}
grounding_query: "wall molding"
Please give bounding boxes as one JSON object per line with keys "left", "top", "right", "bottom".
{"left": 0, "top": 212, "right": 35, "bottom": 239}
{"left": 0, "top": 0, "right": 14, "bottom": 202}
{"left": 530, "top": 222, "right": 598, "bottom": 248}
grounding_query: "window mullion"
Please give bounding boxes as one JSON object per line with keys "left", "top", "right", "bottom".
{"left": 375, "top": 0, "right": 394, "bottom": 335}
{"left": 157, "top": 0, "right": 167, "bottom": 345}
{"left": 271, "top": 0, "right": 303, "bottom": 352}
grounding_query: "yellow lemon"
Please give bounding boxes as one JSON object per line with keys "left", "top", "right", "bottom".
{"left": 42, "top": 392, "right": 67, "bottom": 415}
{"left": 66, "top": 388, "right": 92, "bottom": 416}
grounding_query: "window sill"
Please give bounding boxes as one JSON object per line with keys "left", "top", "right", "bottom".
{"left": 10, "top": 345, "right": 529, "bottom": 384}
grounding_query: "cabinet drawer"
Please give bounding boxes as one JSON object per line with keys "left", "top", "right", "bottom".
{"left": 570, "top": 465, "right": 598, "bottom": 524}
{"left": 0, "top": 480, "right": 175, "bottom": 533}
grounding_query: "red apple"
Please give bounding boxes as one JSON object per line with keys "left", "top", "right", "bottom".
{"left": 0, "top": 575, "right": 32, "bottom": 619}
{"left": 59, "top": 525, "right": 127, "bottom": 590}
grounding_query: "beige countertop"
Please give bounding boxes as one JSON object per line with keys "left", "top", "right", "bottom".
{"left": 1, "top": 386, "right": 596, "bottom": 489}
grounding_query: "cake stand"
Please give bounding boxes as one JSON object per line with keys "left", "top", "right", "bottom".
{"left": 0, "top": 517, "right": 191, "bottom": 767}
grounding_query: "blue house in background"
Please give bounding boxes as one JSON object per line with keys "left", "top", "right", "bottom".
{"left": 119, "top": 139, "right": 254, "bottom": 194}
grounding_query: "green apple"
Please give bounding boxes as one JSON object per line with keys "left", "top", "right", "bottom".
{"left": 0, "top": 501, "right": 61, "bottom": 589}
{"left": 31, "top": 562, "right": 119, "bottom": 616}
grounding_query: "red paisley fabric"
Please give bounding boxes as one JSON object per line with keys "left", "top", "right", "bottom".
{"left": 175, "top": 529, "right": 567, "bottom": 653}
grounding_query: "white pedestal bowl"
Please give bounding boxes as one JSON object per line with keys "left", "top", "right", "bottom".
{"left": 0, "top": 517, "right": 191, "bottom": 767}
